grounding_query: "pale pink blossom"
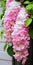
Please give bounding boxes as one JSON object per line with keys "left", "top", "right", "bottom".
{"left": 12, "top": 7, "right": 30, "bottom": 65}
{"left": 4, "top": 7, "right": 21, "bottom": 43}
{"left": 4, "top": 1, "right": 30, "bottom": 64}
{"left": 12, "top": 25, "right": 30, "bottom": 65}
{"left": 6, "top": 0, "right": 21, "bottom": 9}
{"left": 6, "top": 0, "right": 12, "bottom": 9}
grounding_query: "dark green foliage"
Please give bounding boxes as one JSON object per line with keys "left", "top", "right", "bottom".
{"left": 7, "top": 46, "right": 14, "bottom": 56}
{"left": 15, "top": 0, "right": 20, "bottom": 2}
{"left": 29, "top": 28, "right": 33, "bottom": 39}
{"left": 24, "top": 0, "right": 33, "bottom": 39}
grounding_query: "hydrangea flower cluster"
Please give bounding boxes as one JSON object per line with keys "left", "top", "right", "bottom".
{"left": 4, "top": 0, "right": 30, "bottom": 65}
{"left": 12, "top": 25, "right": 30, "bottom": 65}
{"left": 6, "top": 0, "right": 12, "bottom": 9}
{"left": 12, "top": 7, "right": 30, "bottom": 65}
{"left": 4, "top": 0, "right": 21, "bottom": 43}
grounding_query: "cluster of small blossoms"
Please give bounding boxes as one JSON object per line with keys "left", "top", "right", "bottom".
{"left": 12, "top": 7, "right": 30, "bottom": 65}
{"left": 6, "top": 0, "right": 21, "bottom": 9}
{"left": 4, "top": 0, "right": 30, "bottom": 65}
{"left": 6, "top": 0, "right": 12, "bottom": 9}
{"left": 4, "top": 0, "right": 21, "bottom": 43}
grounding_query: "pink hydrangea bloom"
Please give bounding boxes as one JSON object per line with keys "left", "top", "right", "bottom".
{"left": 6, "top": 0, "right": 21, "bottom": 9}
{"left": 4, "top": 7, "right": 21, "bottom": 43}
{"left": 6, "top": 0, "right": 12, "bottom": 9}
{"left": 12, "top": 25, "right": 30, "bottom": 65}
{"left": 4, "top": 1, "right": 30, "bottom": 64}
{"left": 12, "top": 7, "right": 30, "bottom": 65}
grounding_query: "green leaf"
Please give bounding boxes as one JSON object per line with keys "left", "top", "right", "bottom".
{"left": 0, "top": 14, "right": 3, "bottom": 19}
{"left": 0, "top": 0, "right": 6, "bottom": 19}
{"left": 25, "top": 18, "right": 32, "bottom": 27}
{"left": 0, "top": 1, "right": 6, "bottom": 7}
{"left": 30, "top": 15, "right": 33, "bottom": 19}
{"left": 30, "top": 9, "right": 33, "bottom": 15}
{"left": 26, "top": 4, "right": 33, "bottom": 11}
{"left": 0, "top": 30, "right": 4, "bottom": 38}
{"left": 0, "top": 7, "right": 6, "bottom": 19}
{"left": 4, "top": 43, "right": 8, "bottom": 51}
{"left": 29, "top": 29, "right": 33, "bottom": 39}
{"left": 1, "top": 30, "right": 4, "bottom": 35}
{"left": 24, "top": 1, "right": 30, "bottom": 4}
{"left": 7, "top": 46, "right": 13, "bottom": 56}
